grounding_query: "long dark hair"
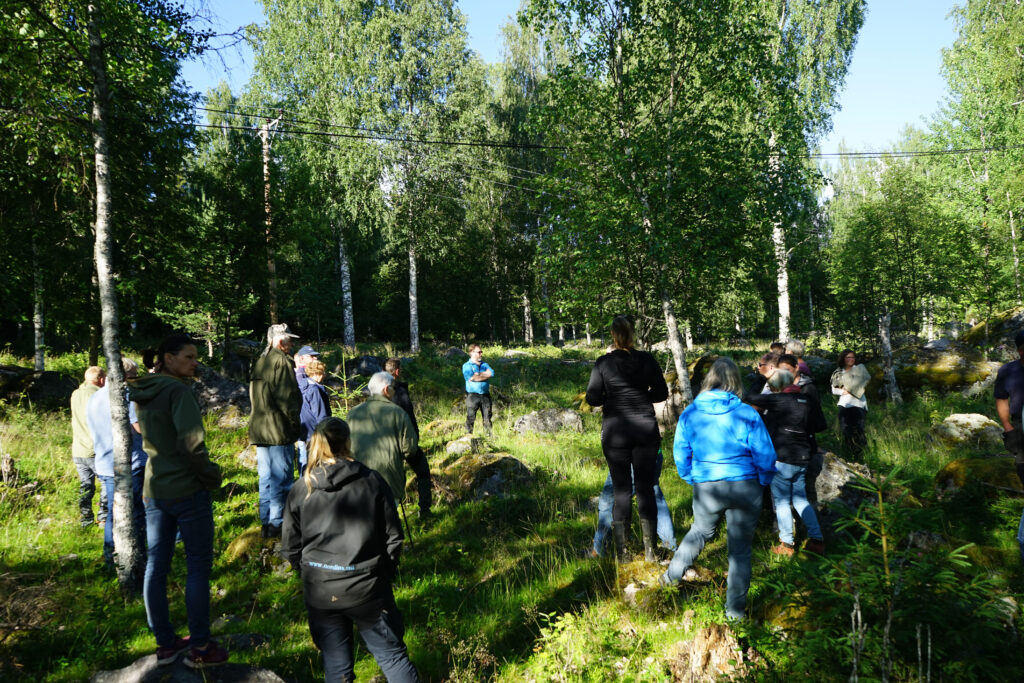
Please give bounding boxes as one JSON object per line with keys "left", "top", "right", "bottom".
{"left": 837, "top": 348, "right": 856, "bottom": 369}
{"left": 143, "top": 333, "right": 195, "bottom": 373}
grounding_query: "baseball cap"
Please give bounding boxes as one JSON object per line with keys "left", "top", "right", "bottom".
{"left": 296, "top": 345, "right": 319, "bottom": 357}
{"left": 266, "top": 323, "right": 300, "bottom": 343}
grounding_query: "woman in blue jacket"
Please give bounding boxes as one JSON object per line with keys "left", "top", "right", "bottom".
{"left": 660, "top": 357, "right": 777, "bottom": 620}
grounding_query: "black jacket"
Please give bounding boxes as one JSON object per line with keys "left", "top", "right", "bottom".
{"left": 281, "top": 459, "right": 403, "bottom": 609}
{"left": 745, "top": 387, "right": 827, "bottom": 466}
{"left": 586, "top": 349, "right": 669, "bottom": 447}
{"left": 391, "top": 380, "right": 420, "bottom": 439}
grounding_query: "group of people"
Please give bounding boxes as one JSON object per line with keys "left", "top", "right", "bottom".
{"left": 586, "top": 317, "right": 873, "bottom": 619}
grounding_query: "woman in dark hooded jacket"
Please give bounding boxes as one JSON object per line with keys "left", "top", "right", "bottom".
{"left": 281, "top": 417, "right": 419, "bottom": 683}
{"left": 585, "top": 315, "right": 669, "bottom": 561}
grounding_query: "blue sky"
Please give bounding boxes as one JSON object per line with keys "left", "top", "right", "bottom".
{"left": 181, "top": 0, "right": 960, "bottom": 154}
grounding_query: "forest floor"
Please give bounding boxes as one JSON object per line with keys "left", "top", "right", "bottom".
{"left": 1, "top": 342, "right": 1023, "bottom": 682}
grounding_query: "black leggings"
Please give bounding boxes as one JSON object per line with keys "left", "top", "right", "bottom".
{"left": 838, "top": 406, "right": 867, "bottom": 457}
{"left": 603, "top": 444, "right": 658, "bottom": 525}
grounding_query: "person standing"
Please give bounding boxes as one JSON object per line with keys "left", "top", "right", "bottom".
{"left": 462, "top": 345, "right": 494, "bottom": 437}
{"left": 831, "top": 349, "right": 870, "bottom": 458}
{"left": 745, "top": 369, "right": 827, "bottom": 556}
{"left": 87, "top": 357, "right": 148, "bottom": 568}
{"left": 348, "top": 372, "right": 418, "bottom": 505}
{"left": 131, "top": 334, "right": 227, "bottom": 668}
{"left": 660, "top": 357, "right": 777, "bottom": 620}
{"left": 249, "top": 323, "right": 302, "bottom": 539}
{"left": 585, "top": 315, "right": 669, "bottom": 562}
{"left": 294, "top": 344, "right": 320, "bottom": 391}
{"left": 71, "top": 366, "right": 106, "bottom": 527}
{"left": 993, "top": 331, "right": 1024, "bottom": 563}
{"left": 385, "top": 358, "right": 433, "bottom": 519}
{"left": 298, "top": 358, "right": 331, "bottom": 477}
{"left": 282, "top": 417, "right": 419, "bottom": 682}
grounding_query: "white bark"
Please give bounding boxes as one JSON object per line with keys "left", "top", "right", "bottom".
{"left": 522, "top": 292, "right": 533, "bottom": 344}
{"left": 586, "top": 322, "right": 592, "bottom": 344}
{"left": 1009, "top": 193, "right": 1021, "bottom": 306}
{"left": 769, "top": 130, "right": 790, "bottom": 340}
{"left": 338, "top": 224, "right": 355, "bottom": 348}
{"left": 541, "top": 275, "right": 552, "bottom": 344}
{"left": 32, "top": 236, "right": 44, "bottom": 372}
{"left": 260, "top": 120, "right": 280, "bottom": 324}
{"left": 683, "top": 319, "right": 693, "bottom": 351}
{"left": 661, "top": 293, "right": 693, "bottom": 403}
{"left": 88, "top": 3, "right": 143, "bottom": 593}
{"left": 408, "top": 231, "right": 420, "bottom": 353}
{"left": 878, "top": 311, "right": 903, "bottom": 405}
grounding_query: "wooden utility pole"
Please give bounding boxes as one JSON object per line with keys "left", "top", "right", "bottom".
{"left": 259, "top": 116, "right": 282, "bottom": 324}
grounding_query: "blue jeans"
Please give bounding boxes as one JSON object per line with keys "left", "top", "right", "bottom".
{"left": 257, "top": 445, "right": 295, "bottom": 527}
{"left": 143, "top": 490, "right": 214, "bottom": 647}
{"left": 665, "top": 478, "right": 762, "bottom": 619}
{"left": 307, "top": 594, "right": 420, "bottom": 682}
{"left": 99, "top": 469, "right": 146, "bottom": 565}
{"left": 770, "top": 462, "right": 823, "bottom": 545}
{"left": 592, "top": 452, "right": 676, "bottom": 555}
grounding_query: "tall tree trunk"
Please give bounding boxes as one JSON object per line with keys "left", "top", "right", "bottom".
{"left": 1008, "top": 193, "right": 1021, "bottom": 306}
{"left": 89, "top": 269, "right": 100, "bottom": 366}
{"left": 260, "top": 119, "right": 280, "bottom": 324}
{"left": 541, "top": 275, "right": 552, "bottom": 344}
{"left": 408, "top": 228, "right": 420, "bottom": 353}
{"left": 88, "top": 2, "right": 142, "bottom": 594}
{"left": 808, "top": 287, "right": 815, "bottom": 331}
{"left": 586, "top": 322, "right": 592, "bottom": 344}
{"left": 32, "top": 235, "right": 44, "bottom": 372}
{"left": 522, "top": 292, "right": 533, "bottom": 344}
{"left": 337, "top": 223, "right": 355, "bottom": 349}
{"left": 878, "top": 311, "right": 903, "bottom": 405}
{"left": 683, "top": 320, "right": 694, "bottom": 351}
{"left": 661, "top": 293, "right": 693, "bottom": 403}
{"left": 769, "top": 131, "right": 790, "bottom": 341}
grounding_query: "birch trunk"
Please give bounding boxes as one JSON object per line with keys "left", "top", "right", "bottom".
{"left": 32, "top": 235, "right": 44, "bottom": 372}
{"left": 878, "top": 311, "right": 903, "bottom": 405}
{"left": 1008, "top": 193, "right": 1021, "bottom": 306}
{"left": 541, "top": 275, "right": 552, "bottom": 344}
{"left": 661, "top": 293, "right": 693, "bottom": 403}
{"left": 338, "top": 224, "right": 355, "bottom": 348}
{"left": 88, "top": 3, "right": 143, "bottom": 594}
{"left": 260, "top": 120, "right": 280, "bottom": 324}
{"left": 408, "top": 229, "right": 420, "bottom": 353}
{"left": 89, "top": 269, "right": 100, "bottom": 366}
{"left": 683, "top": 320, "right": 694, "bottom": 351}
{"left": 586, "top": 322, "right": 592, "bottom": 344}
{"left": 769, "top": 131, "right": 790, "bottom": 340}
{"left": 522, "top": 292, "right": 533, "bottom": 344}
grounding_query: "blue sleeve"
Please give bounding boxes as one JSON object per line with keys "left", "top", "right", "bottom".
{"left": 315, "top": 386, "right": 330, "bottom": 422}
{"left": 462, "top": 361, "right": 474, "bottom": 382}
{"left": 483, "top": 362, "right": 493, "bottom": 378}
{"left": 744, "top": 411, "right": 777, "bottom": 485}
{"left": 672, "top": 412, "right": 694, "bottom": 484}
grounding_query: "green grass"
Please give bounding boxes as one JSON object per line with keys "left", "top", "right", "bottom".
{"left": 0, "top": 343, "right": 1022, "bottom": 681}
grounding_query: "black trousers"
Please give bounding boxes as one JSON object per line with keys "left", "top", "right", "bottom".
{"left": 466, "top": 393, "right": 492, "bottom": 434}
{"left": 603, "top": 444, "right": 659, "bottom": 525}
{"left": 838, "top": 406, "right": 867, "bottom": 458}
{"left": 403, "top": 447, "right": 432, "bottom": 513}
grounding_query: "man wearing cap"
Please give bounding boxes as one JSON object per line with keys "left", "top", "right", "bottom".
{"left": 249, "top": 323, "right": 302, "bottom": 538}
{"left": 294, "top": 344, "right": 320, "bottom": 391}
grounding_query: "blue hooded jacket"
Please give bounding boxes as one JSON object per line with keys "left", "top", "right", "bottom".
{"left": 673, "top": 390, "right": 776, "bottom": 486}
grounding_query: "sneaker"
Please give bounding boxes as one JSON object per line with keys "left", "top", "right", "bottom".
{"left": 581, "top": 547, "right": 601, "bottom": 560}
{"left": 184, "top": 640, "right": 229, "bottom": 669}
{"left": 261, "top": 524, "right": 282, "bottom": 539}
{"left": 659, "top": 572, "right": 675, "bottom": 587}
{"left": 804, "top": 538, "right": 826, "bottom": 555}
{"left": 772, "top": 542, "right": 795, "bottom": 557}
{"left": 156, "top": 636, "right": 190, "bottom": 666}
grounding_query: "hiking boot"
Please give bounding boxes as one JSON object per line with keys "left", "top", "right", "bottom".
{"left": 184, "top": 640, "right": 229, "bottom": 669}
{"left": 612, "top": 521, "right": 629, "bottom": 563}
{"left": 581, "top": 547, "right": 601, "bottom": 560}
{"left": 156, "top": 635, "right": 191, "bottom": 666}
{"left": 640, "top": 519, "right": 657, "bottom": 563}
{"left": 772, "top": 542, "right": 795, "bottom": 557}
{"left": 261, "top": 524, "right": 282, "bottom": 539}
{"left": 804, "top": 538, "right": 826, "bottom": 555}
{"left": 659, "top": 571, "right": 675, "bottom": 587}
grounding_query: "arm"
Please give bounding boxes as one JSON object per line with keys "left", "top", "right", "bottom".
{"left": 743, "top": 375, "right": 769, "bottom": 405}
{"left": 997, "top": 397, "right": 1013, "bottom": 432}
{"left": 584, "top": 364, "right": 606, "bottom": 407}
{"left": 280, "top": 485, "right": 303, "bottom": 570}
{"left": 672, "top": 414, "right": 694, "bottom": 484}
{"left": 172, "top": 389, "right": 222, "bottom": 490}
{"left": 744, "top": 413, "right": 777, "bottom": 486}
{"left": 278, "top": 360, "right": 302, "bottom": 436}
{"left": 462, "top": 362, "right": 475, "bottom": 383}
{"left": 646, "top": 355, "right": 669, "bottom": 404}
{"left": 808, "top": 397, "right": 828, "bottom": 434}
{"left": 398, "top": 409, "right": 418, "bottom": 462}
{"left": 379, "top": 477, "right": 404, "bottom": 567}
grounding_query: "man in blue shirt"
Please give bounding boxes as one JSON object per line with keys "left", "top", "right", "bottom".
{"left": 86, "top": 357, "right": 148, "bottom": 569}
{"left": 462, "top": 344, "right": 494, "bottom": 437}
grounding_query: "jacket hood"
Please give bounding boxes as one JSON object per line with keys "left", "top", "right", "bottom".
{"left": 693, "top": 389, "right": 742, "bottom": 415}
{"left": 128, "top": 373, "right": 190, "bottom": 403}
{"left": 308, "top": 459, "right": 366, "bottom": 492}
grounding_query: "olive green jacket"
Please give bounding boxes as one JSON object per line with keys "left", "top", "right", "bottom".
{"left": 348, "top": 395, "right": 418, "bottom": 501}
{"left": 70, "top": 382, "right": 101, "bottom": 460}
{"left": 249, "top": 347, "right": 302, "bottom": 446}
{"left": 129, "top": 374, "right": 222, "bottom": 498}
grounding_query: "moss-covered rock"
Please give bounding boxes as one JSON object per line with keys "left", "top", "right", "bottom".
{"left": 935, "top": 456, "right": 1022, "bottom": 496}
{"left": 930, "top": 413, "right": 1002, "bottom": 449}
{"left": 862, "top": 343, "right": 999, "bottom": 396}
{"left": 961, "top": 306, "right": 1024, "bottom": 346}
{"left": 434, "top": 452, "right": 533, "bottom": 502}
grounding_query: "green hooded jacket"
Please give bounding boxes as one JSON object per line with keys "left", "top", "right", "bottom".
{"left": 348, "top": 394, "right": 418, "bottom": 501}
{"left": 70, "top": 382, "right": 101, "bottom": 460}
{"left": 128, "top": 374, "right": 222, "bottom": 499}
{"left": 249, "top": 347, "right": 301, "bottom": 446}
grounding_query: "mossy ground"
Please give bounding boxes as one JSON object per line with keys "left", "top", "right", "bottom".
{"left": 0, "top": 342, "right": 1022, "bottom": 681}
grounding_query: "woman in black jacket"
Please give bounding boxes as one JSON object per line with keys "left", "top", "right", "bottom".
{"left": 281, "top": 417, "right": 419, "bottom": 683}
{"left": 585, "top": 316, "right": 669, "bottom": 561}
{"left": 745, "top": 369, "right": 827, "bottom": 556}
